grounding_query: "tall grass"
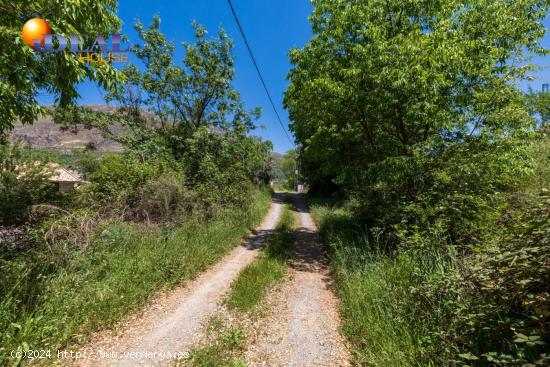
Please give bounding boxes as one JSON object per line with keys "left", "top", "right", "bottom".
{"left": 310, "top": 203, "right": 444, "bottom": 366}
{"left": 0, "top": 187, "right": 271, "bottom": 366}
{"left": 225, "top": 204, "right": 295, "bottom": 311}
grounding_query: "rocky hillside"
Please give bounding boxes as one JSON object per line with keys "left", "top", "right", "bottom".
{"left": 10, "top": 105, "right": 123, "bottom": 153}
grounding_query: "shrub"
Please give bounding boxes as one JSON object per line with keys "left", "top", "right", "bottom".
{"left": 183, "top": 126, "right": 265, "bottom": 212}
{"left": 0, "top": 144, "right": 60, "bottom": 225}
{"left": 451, "top": 190, "right": 549, "bottom": 365}
{"left": 311, "top": 178, "right": 550, "bottom": 366}
{"left": 86, "top": 154, "right": 158, "bottom": 207}
{"left": 136, "top": 172, "right": 196, "bottom": 223}
{"left": 90, "top": 154, "right": 152, "bottom": 193}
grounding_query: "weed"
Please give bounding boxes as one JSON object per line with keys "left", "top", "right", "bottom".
{"left": 225, "top": 205, "right": 294, "bottom": 311}
{"left": 187, "top": 321, "right": 247, "bottom": 367}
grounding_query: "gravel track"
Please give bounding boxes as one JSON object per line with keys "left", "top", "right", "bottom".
{"left": 245, "top": 193, "right": 350, "bottom": 367}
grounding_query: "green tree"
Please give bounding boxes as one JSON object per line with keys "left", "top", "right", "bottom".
{"left": 285, "top": 0, "right": 548, "bottom": 230}
{"left": 94, "top": 16, "right": 262, "bottom": 160}
{"left": 281, "top": 148, "right": 297, "bottom": 189}
{"left": 526, "top": 88, "right": 550, "bottom": 125}
{"left": 0, "top": 0, "right": 125, "bottom": 138}
{"left": 56, "top": 17, "right": 274, "bottom": 207}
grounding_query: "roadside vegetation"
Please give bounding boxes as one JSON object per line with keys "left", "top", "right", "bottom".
{"left": 1, "top": 188, "right": 270, "bottom": 364}
{"left": 0, "top": 13, "right": 274, "bottom": 366}
{"left": 287, "top": 1, "right": 549, "bottom": 366}
{"left": 226, "top": 204, "right": 295, "bottom": 311}
{"left": 311, "top": 132, "right": 549, "bottom": 366}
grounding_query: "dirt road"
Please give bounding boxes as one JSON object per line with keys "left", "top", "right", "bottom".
{"left": 245, "top": 193, "right": 350, "bottom": 366}
{"left": 73, "top": 194, "right": 284, "bottom": 366}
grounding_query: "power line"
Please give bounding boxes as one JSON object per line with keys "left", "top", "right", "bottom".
{"left": 225, "top": 0, "right": 294, "bottom": 145}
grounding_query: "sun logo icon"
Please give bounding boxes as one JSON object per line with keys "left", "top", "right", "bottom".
{"left": 21, "top": 18, "right": 52, "bottom": 48}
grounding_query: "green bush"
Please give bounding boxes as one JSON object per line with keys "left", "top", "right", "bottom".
{"left": 448, "top": 191, "right": 549, "bottom": 365}
{"left": 311, "top": 155, "right": 550, "bottom": 366}
{"left": 136, "top": 172, "right": 196, "bottom": 223}
{"left": 87, "top": 154, "right": 157, "bottom": 203}
{"left": 0, "top": 144, "right": 60, "bottom": 225}
{"left": 183, "top": 126, "right": 269, "bottom": 211}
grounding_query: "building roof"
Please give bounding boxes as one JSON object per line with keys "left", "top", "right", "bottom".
{"left": 14, "top": 161, "right": 84, "bottom": 183}
{"left": 48, "top": 166, "right": 83, "bottom": 183}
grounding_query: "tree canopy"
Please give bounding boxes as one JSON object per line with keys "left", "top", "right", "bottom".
{"left": 54, "top": 16, "right": 273, "bottom": 193}
{"left": 65, "top": 16, "right": 260, "bottom": 160}
{"left": 285, "top": 0, "right": 548, "bottom": 230}
{"left": 0, "top": 0, "right": 125, "bottom": 139}
{"left": 526, "top": 89, "right": 550, "bottom": 126}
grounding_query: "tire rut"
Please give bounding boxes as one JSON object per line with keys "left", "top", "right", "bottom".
{"left": 245, "top": 193, "right": 350, "bottom": 367}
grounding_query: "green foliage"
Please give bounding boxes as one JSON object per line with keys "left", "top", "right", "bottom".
{"left": 183, "top": 126, "right": 272, "bottom": 211}
{"left": 0, "top": 0, "right": 125, "bottom": 137}
{"left": 0, "top": 144, "right": 60, "bottom": 224}
{"left": 285, "top": 0, "right": 547, "bottom": 224}
{"left": 226, "top": 204, "right": 294, "bottom": 310}
{"left": 73, "top": 16, "right": 266, "bottom": 161}
{"left": 398, "top": 187, "right": 550, "bottom": 366}
{"left": 526, "top": 89, "right": 550, "bottom": 126}
{"left": 53, "top": 17, "right": 274, "bottom": 211}
{"left": 281, "top": 149, "right": 298, "bottom": 190}
{"left": 136, "top": 172, "right": 195, "bottom": 223}
{"left": 270, "top": 153, "right": 286, "bottom": 184}
{"left": 0, "top": 187, "right": 271, "bottom": 365}
{"left": 1, "top": 8, "right": 275, "bottom": 366}
{"left": 86, "top": 153, "right": 158, "bottom": 204}
{"left": 310, "top": 133, "right": 550, "bottom": 366}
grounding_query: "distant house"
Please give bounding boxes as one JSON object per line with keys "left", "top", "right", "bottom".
{"left": 47, "top": 165, "right": 84, "bottom": 192}
{"left": 15, "top": 162, "right": 85, "bottom": 192}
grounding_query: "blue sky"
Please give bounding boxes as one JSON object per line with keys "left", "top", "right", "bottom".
{"left": 41, "top": 0, "right": 313, "bottom": 153}
{"left": 38, "top": 1, "right": 548, "bottom": 153}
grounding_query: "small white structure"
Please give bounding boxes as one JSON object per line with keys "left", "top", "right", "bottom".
{"left": 48, "top": 166, "right": 84, "bottom": 192}
{"left": 16, "top": 162, "right": 84, "bottom": 193}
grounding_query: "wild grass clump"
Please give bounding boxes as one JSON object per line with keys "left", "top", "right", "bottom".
{"left": 225, "top": 205, "right": 295, "bottom": 311}
{"left": 310, "top": 203, "right": 432, "bottom": 366}
{"left": 186, "top": 315, "right": 247, "bottom": 367}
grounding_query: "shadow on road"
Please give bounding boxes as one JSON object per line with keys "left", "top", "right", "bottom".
{"left": 285, "top": 193, "right": 331, "bottom": 274}
{"left": 242, "top": 192, "right": 284, "bottom": 251}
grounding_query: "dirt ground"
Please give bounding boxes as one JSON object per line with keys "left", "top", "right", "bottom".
{"left": 244, "top": 193, "right": 350, "bottom": 367}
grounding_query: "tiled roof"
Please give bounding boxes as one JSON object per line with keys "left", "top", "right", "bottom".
{"left": 14, "top": 162, "right": 84, "bottom": 183}
{"left": 48, "top": 166, "right": 83, "bottom": 183}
